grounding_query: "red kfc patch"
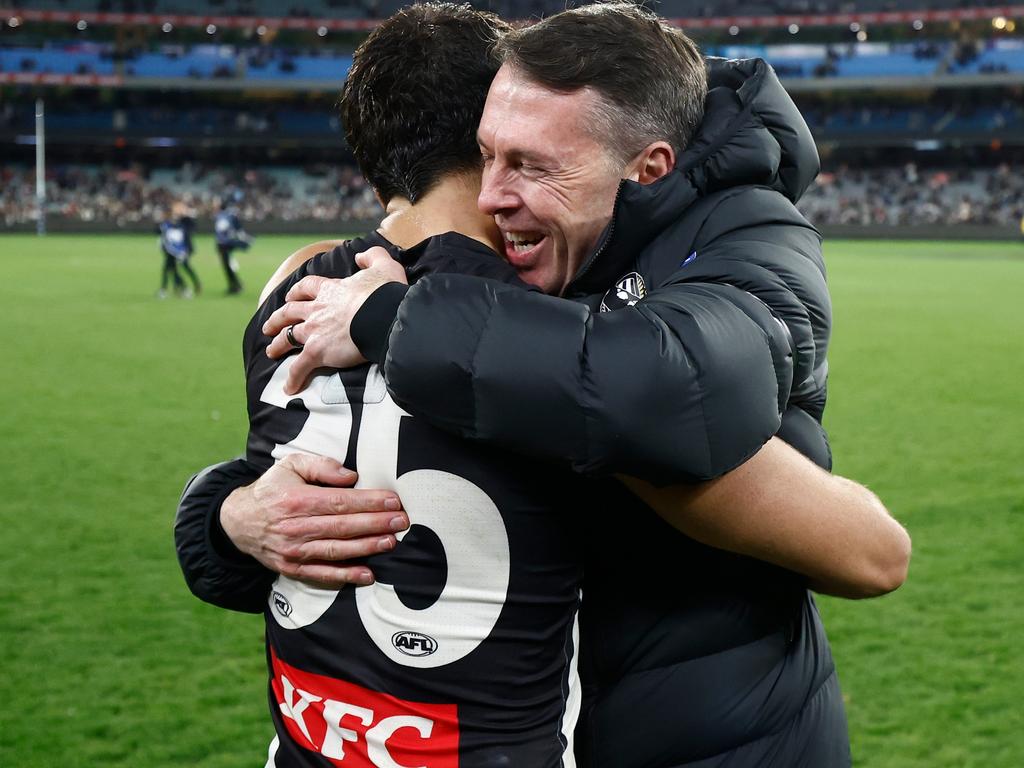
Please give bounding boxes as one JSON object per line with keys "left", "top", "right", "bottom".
{"left": 271, "top": 650, "right": 460, "bottom": 767}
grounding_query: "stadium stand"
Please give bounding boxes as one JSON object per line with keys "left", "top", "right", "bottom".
{"left": 0, "top": 162, "right": 381, "bottom": 227}
{"left": 10, "top": 0, "right": 1013, "bottom": 17}
{"left": 798, "top": 164, "right": 1024, "bottom": 227}
{"left": 4, "top": 38, "right": 1024, "bottom": 89}
{"left": 2, "top": 160, "right": 1021, "bottom": 231}
{"left": 2, "top": 1, "right": 1023, "bottom": 235}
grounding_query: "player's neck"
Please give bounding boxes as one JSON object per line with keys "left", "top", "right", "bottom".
{"left": 377, "top": 173, "right": 502, "bottom": 254}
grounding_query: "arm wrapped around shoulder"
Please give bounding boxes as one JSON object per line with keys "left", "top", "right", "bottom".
{"left": 381, "top": 274, "right": 790, "bottom": 483}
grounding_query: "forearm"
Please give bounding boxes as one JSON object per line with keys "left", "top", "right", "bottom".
{"left": 174, "top": 458, "right": 277, "bottom": 613}
{"left": 370, "top": 274, "right": 787, "bottom": 482}
{"left": 620, "top": 438, "right": 911, "bottom": 598}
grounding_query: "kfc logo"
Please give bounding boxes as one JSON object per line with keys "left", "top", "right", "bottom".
{"left": 272, "top": 651, "right": 459, "bottom": 768}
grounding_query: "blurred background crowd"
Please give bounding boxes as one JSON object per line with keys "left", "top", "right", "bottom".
{"left": 3, "top": 160, "right": 1023, "bottom": 229}
{"left": 2, "top": 0, "right": 1023, "bottom": 234}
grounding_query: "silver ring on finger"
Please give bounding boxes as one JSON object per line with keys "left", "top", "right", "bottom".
{"left": 286, "top": 324, "right": 304, "bottom": 350}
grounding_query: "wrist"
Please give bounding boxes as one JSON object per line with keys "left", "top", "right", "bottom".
{"left": 216, "top": 485, "right": 256, "bottom": 559}
{"left": 350, "top": 282, "right": 409, "bottom": 366}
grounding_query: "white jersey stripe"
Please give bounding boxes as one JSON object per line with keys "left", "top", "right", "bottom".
{"left": 263, "top": 734, "right": 279, "bottom": 768}
{"left": 560, "top": 593, "right": 582, "bottom": 768}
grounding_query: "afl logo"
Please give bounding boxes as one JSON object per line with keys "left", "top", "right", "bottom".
{"left": 392, "top": 631, "right": 438, "bottom": 657}
{"left": 600, "top": 271, "right": 646, "bottom": 312}
{"left": 272, "top": 590, "right": 293, "bottom": 617}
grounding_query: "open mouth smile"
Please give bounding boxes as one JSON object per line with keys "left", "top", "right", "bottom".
{"left": 503, "top": 231, "right": 545, "bottom": 266}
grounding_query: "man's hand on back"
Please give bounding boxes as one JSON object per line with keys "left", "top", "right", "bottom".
{"left": 221, "top": 453, "right": 409, "bottom": 589}
{"left": 263, "top": 247, "right": 407, "bottom": 394}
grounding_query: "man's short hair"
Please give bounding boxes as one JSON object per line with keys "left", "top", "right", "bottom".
{"left": 340, "top": 2, "right": 510, "bottom": 204}
{"left": 493, "top": 2, "right": 706, "bottom": 164}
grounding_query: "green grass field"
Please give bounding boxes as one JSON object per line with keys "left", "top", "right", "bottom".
{"left": 0, "top": 234, "right": 1021, "bottom": 766}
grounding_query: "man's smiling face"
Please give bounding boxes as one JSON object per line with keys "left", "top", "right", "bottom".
{"left": 476, "top": 64, "right": 627, "bottom": 296}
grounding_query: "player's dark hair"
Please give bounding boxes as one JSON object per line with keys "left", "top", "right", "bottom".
{"left": 493, "top": 2, "right": 706, "bottom": 162}
{"left": 340, "top": 2, "right": 510, "bottom": 204}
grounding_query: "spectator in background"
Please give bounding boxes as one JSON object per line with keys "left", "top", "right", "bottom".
{"left": 157, "top": 201, "right": 201, "bottom": 298}
{"left": 213, "top": 193, "right": 250, "bottom": 295}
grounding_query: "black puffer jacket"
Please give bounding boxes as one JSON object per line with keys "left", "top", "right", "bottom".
{"left": 349, "top": 58, "right": 847, "bottom": 766}
{"left": 354, "top": 58, "right": 830, "bottom": 484}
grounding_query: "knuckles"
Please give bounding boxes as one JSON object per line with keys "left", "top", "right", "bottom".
{"left": 278, "top": 542, "right": 306, "bottom": 561}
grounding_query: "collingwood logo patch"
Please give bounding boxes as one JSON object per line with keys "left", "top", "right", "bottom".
{"left": 272, "top": 590, "right": 293, "bottom": 617}
{"left": 600, "top": 271, "right": 647, "bottom": 312}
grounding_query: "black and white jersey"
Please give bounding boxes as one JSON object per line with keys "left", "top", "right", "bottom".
{"left": 244, "top": 232, "right": 585, "bottom": 768}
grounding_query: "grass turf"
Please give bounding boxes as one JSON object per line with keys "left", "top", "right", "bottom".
{"left": 0, "top": 234, "right": 1020, "bottom": 766}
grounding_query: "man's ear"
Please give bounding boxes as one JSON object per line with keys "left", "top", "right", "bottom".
{"left": 627, "top": 141, "right": 675, "bottom": 185}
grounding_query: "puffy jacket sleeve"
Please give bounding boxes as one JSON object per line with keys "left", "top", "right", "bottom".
{"left": 174, "top": 457, "right": 275, "bottom": 613}
{"left": 376, "top": 269, "right": 792, "bottom": 483}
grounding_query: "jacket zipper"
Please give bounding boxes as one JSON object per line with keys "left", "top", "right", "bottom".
{"left": 566, "top": 180, "right": 625, "bottom": 296}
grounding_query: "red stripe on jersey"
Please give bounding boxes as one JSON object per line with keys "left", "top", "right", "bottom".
{"left": 271, "top": 649, "right": 460, "bottom": 767}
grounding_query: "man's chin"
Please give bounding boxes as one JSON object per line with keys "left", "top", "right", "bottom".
{"left": 515, "top": 266, "right": 558, "bottom": 295}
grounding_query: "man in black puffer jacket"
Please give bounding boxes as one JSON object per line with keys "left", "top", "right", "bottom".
{"left": 221, "top": 5, "right": 869, "bottom": 765}
{"left": 269, "top": 10, "right": 825, "bottom": 487}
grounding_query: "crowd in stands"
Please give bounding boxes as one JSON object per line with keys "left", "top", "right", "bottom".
{"left": 6, "top": 31, "right": 1024, "bottom": 84}
{"left": 0, "top": 162, "right": 381, "bottom": 228}
{"left": 2, "top": 161, "right": 1022, "bottom": 230}
{"left": 797, "top": 163, "right": 1024, "bottom": 227}
{"left": 0, "top": 40, "right": 354, "bottom": 81}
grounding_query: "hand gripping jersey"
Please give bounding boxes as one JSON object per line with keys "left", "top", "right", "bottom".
{"left": 244, "top": 232, "right": 585, "bottom": 768}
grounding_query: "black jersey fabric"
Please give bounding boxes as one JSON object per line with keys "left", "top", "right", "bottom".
{"left": 216, "top": 231, "right": 585, "bottom": 767}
